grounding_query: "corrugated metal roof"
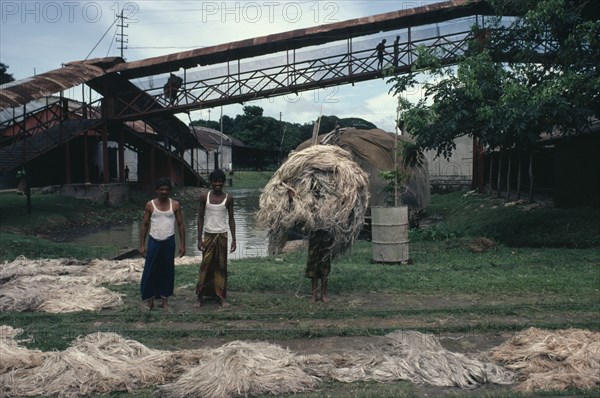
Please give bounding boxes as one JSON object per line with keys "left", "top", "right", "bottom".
{"left": 0, "top": 58, "right": 123, "bottom": 110}
{"left": 0, "top": 96, "right": 102, "bottom": 124}
{"left": 0, "top": 96, "right": 61, "bottom": 123}
{"left": 189, "top": 126, "right": 245, "bottom": 150}
{"left": 124, "top": 120, "right": 157, "bottom": 135}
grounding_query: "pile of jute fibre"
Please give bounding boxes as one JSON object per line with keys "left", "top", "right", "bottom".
{"left": 0, "top": 255, "right": 197, "bottom": 313}
{"left": 489, "top": 327, "right": 600, "bottom": 391}
{"left": 1, "top": 326, "right": 516, "bottom": 397}
{"left": 159, "top": 341, "right": 320, "bottom": 398}
{"left": 257, "top": 145, "right": 369, "bottom": 259}
{"left": 0, "top": 325, "right": 207, "bottom": 397}
{"left": 303, "top": 330, "right": 514, "bottom": 388}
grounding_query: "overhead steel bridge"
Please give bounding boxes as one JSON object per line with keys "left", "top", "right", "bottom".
{"left": 0, "top": 0, "right": 517, "bottom": 185}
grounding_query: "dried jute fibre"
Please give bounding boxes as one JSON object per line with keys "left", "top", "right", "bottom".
{"left": 299, "top": 330, "right": 514, "bottom": 389}
{"left": 0, "top": 256, "right": 198, "bottom": 313}
{"left": 257, "top": 145, "right": 369, "bottom": 259}
{"left": 489, "top": 327, "right": 600, "bottom": 392}
{"left": 1, "top": 326, "right": 516, "bottom": 398}
{"left": 159, "top": 341, "right": 320, "bottom": 398}
{"left": 0, "top": 326, "right": 207, "bottom": 398}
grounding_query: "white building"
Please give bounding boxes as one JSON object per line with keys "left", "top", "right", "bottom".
{"left": 185, "top": 126, "right": 242, "bottom": 175}
{"left": 422, "top": 135, "right": 473, "bottom": 192}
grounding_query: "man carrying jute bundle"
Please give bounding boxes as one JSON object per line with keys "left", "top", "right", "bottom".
{"left": 287, "top": 187, "right": 335, "bottom": 303}
{"left": 259, "top": 145, "right": 369, "bottom": 303}
{"left": 306, "top": 229, "right": 334, "bottom": 302}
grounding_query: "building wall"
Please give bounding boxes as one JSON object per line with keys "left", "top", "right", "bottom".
{"left": 93, "top": 142, "right": 138, "bottom": 182}
{"left": 185, "top": 145, "right": 232, "bottom": 175}
{"left": 553, "top": 134, "right": 599, "bottom": 207}
{"left": 424, "top": 135, "right": 473, "bottom": 192}
{"left": 137, "top": 149, "right": 185, "bottom": 189}
{"left": 60, "top": 183, "right": 129, "bottom": 206}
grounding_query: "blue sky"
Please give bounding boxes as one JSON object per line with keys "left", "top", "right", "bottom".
{"left": 1, "top": 1, "right": 441, "bottom": 131}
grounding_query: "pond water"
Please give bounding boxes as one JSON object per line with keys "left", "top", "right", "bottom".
{"left": 71, "top": 188, "right": 269, "bottom": 260}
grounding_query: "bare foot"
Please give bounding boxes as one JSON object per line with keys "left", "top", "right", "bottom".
{"left": 220, "top": 298, "right": 231, "bottom": 308}
{"left": 161, "top": 298, "right": 169, "bottom": 311}
{"left": 147, "top": 298, "right": 155, "bottom": 310}
{"left": 193, "top": 298, "right": 203, "bottom": 308}
{"left": 321, "top": 295, "right": 330, "bottom": 303}
{"left": 310, "top": 296, "right": 318, "bottom": 304}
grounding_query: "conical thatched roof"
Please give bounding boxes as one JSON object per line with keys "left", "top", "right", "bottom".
{"left": 298, "top": 127, "right": 430, "bottom": 210}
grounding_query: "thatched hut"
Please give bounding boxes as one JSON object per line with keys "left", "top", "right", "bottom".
{"left": 297, "top": 128, "right": 430, "bottom": 214}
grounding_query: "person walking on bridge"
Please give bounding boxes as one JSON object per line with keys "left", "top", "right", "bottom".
{"left": 393, "top": 35, "right": 400, "bottom": 68}
{"left": 376, "top": 39, "right": 387, "bottom": 69}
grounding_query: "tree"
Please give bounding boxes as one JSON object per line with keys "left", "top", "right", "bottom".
{"left": 0, "top": 63, "right": 15, "bottom": 84}
{"left": 193, "top": 107, "right": 379, "bottom": 156}
{"left": 387, "top": 0, "right": 599, "bottom": 201}
{"left": 242, "top": 105, "right": 263, "bottom": 117}
{"left": 489, "top": 0, "right": 600, "bottom": 132}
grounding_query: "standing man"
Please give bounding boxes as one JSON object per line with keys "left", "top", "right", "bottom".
{"left": 287, "top": 189, "right": 334, "bottom": 303}
{"left": 139, "top": 177, "right": 186, "bottom": 310}
{"left": 376, "top": 39, "right": 387, "bottom": 69}
{"left": 393, "top": 35, "right": 400, "bottom": 68}
{"left": 306, "top": 229, "right": 334, "bottom": 303}
{"left": 196, "top": 169, "right": 236, "bottom": 308}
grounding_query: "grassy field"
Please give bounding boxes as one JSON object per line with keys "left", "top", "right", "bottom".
{"left": 1, "top": 184, "right": 599, "bottom": 397}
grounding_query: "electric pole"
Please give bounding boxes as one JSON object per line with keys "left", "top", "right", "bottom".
{"left": 116, "top": 10, "right": 128, "bottom": 60}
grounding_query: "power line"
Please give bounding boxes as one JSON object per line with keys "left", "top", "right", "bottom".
{"left": 106, "top": 25, "right": 118, "bottom": 57}
{"left": 85, "top": 17, "right": 118, "bottom": 60}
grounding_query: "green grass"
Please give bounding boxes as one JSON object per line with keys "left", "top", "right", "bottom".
{"left": 0, "top": 190, "right": 144, "bottom": 261}
{"left": 420, "top": 192, "right": 600, "bottom": 248}
{"left": 0, "top": 191, "right": 142, "bottom": 234}
{"left": 0, "top": 232, "right": 121, "bottom": 260}
{"left": 3, "top": 238, "right": 598, "bottom": 349}
{"left": 230, "top": 170, "right": 275, "bottom": 189}
{"left": 1, "top": 184, "right": 599, "bottom": 398}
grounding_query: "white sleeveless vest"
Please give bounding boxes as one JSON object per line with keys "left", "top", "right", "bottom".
{"left": 149, "top": 199, "right": 175, "bottom": 240}
{"left": 204, "top": 192, "right": 228, "bottom": 233}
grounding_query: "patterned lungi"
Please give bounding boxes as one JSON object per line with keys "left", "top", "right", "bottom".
{"left": 196, "top": 232, "right": 228, "bottom": 299}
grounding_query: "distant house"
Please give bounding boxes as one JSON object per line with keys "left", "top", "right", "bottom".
{"left": 478, "top": 120, "right": 600, "bottom": 207}
{"left": 185, "top": 126, "right": 242, "bottom": 175}
{"left": 548, "top": 123, "right": 600, "bottom": 207}
{"left": 422, "top": 135, "right": 473, "bottom": 193}
{"left": 185, "top": 125, "right": 280, "bottom": 175}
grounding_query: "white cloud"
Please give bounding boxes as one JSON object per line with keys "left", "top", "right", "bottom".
{"left": 2, "top": 0, "right": 442, "bottom": 127}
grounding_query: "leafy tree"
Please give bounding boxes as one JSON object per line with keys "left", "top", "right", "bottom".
{"left": 192, "top": 107, "right": 378, "bottom": 156}
{"left": 387, "top": 0, "right": 599, "bottom": 202}
{"left": 0, "top": 63, "right": 15, "bottom": 84}
{"left": 191, "top": 115, "right": 235, "bottom": 133}
{"left": 242, "top": 105, "right": 263, "bottom": 117}
{"left": 490, "top": 0, "right": 600, "bottom": 131}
